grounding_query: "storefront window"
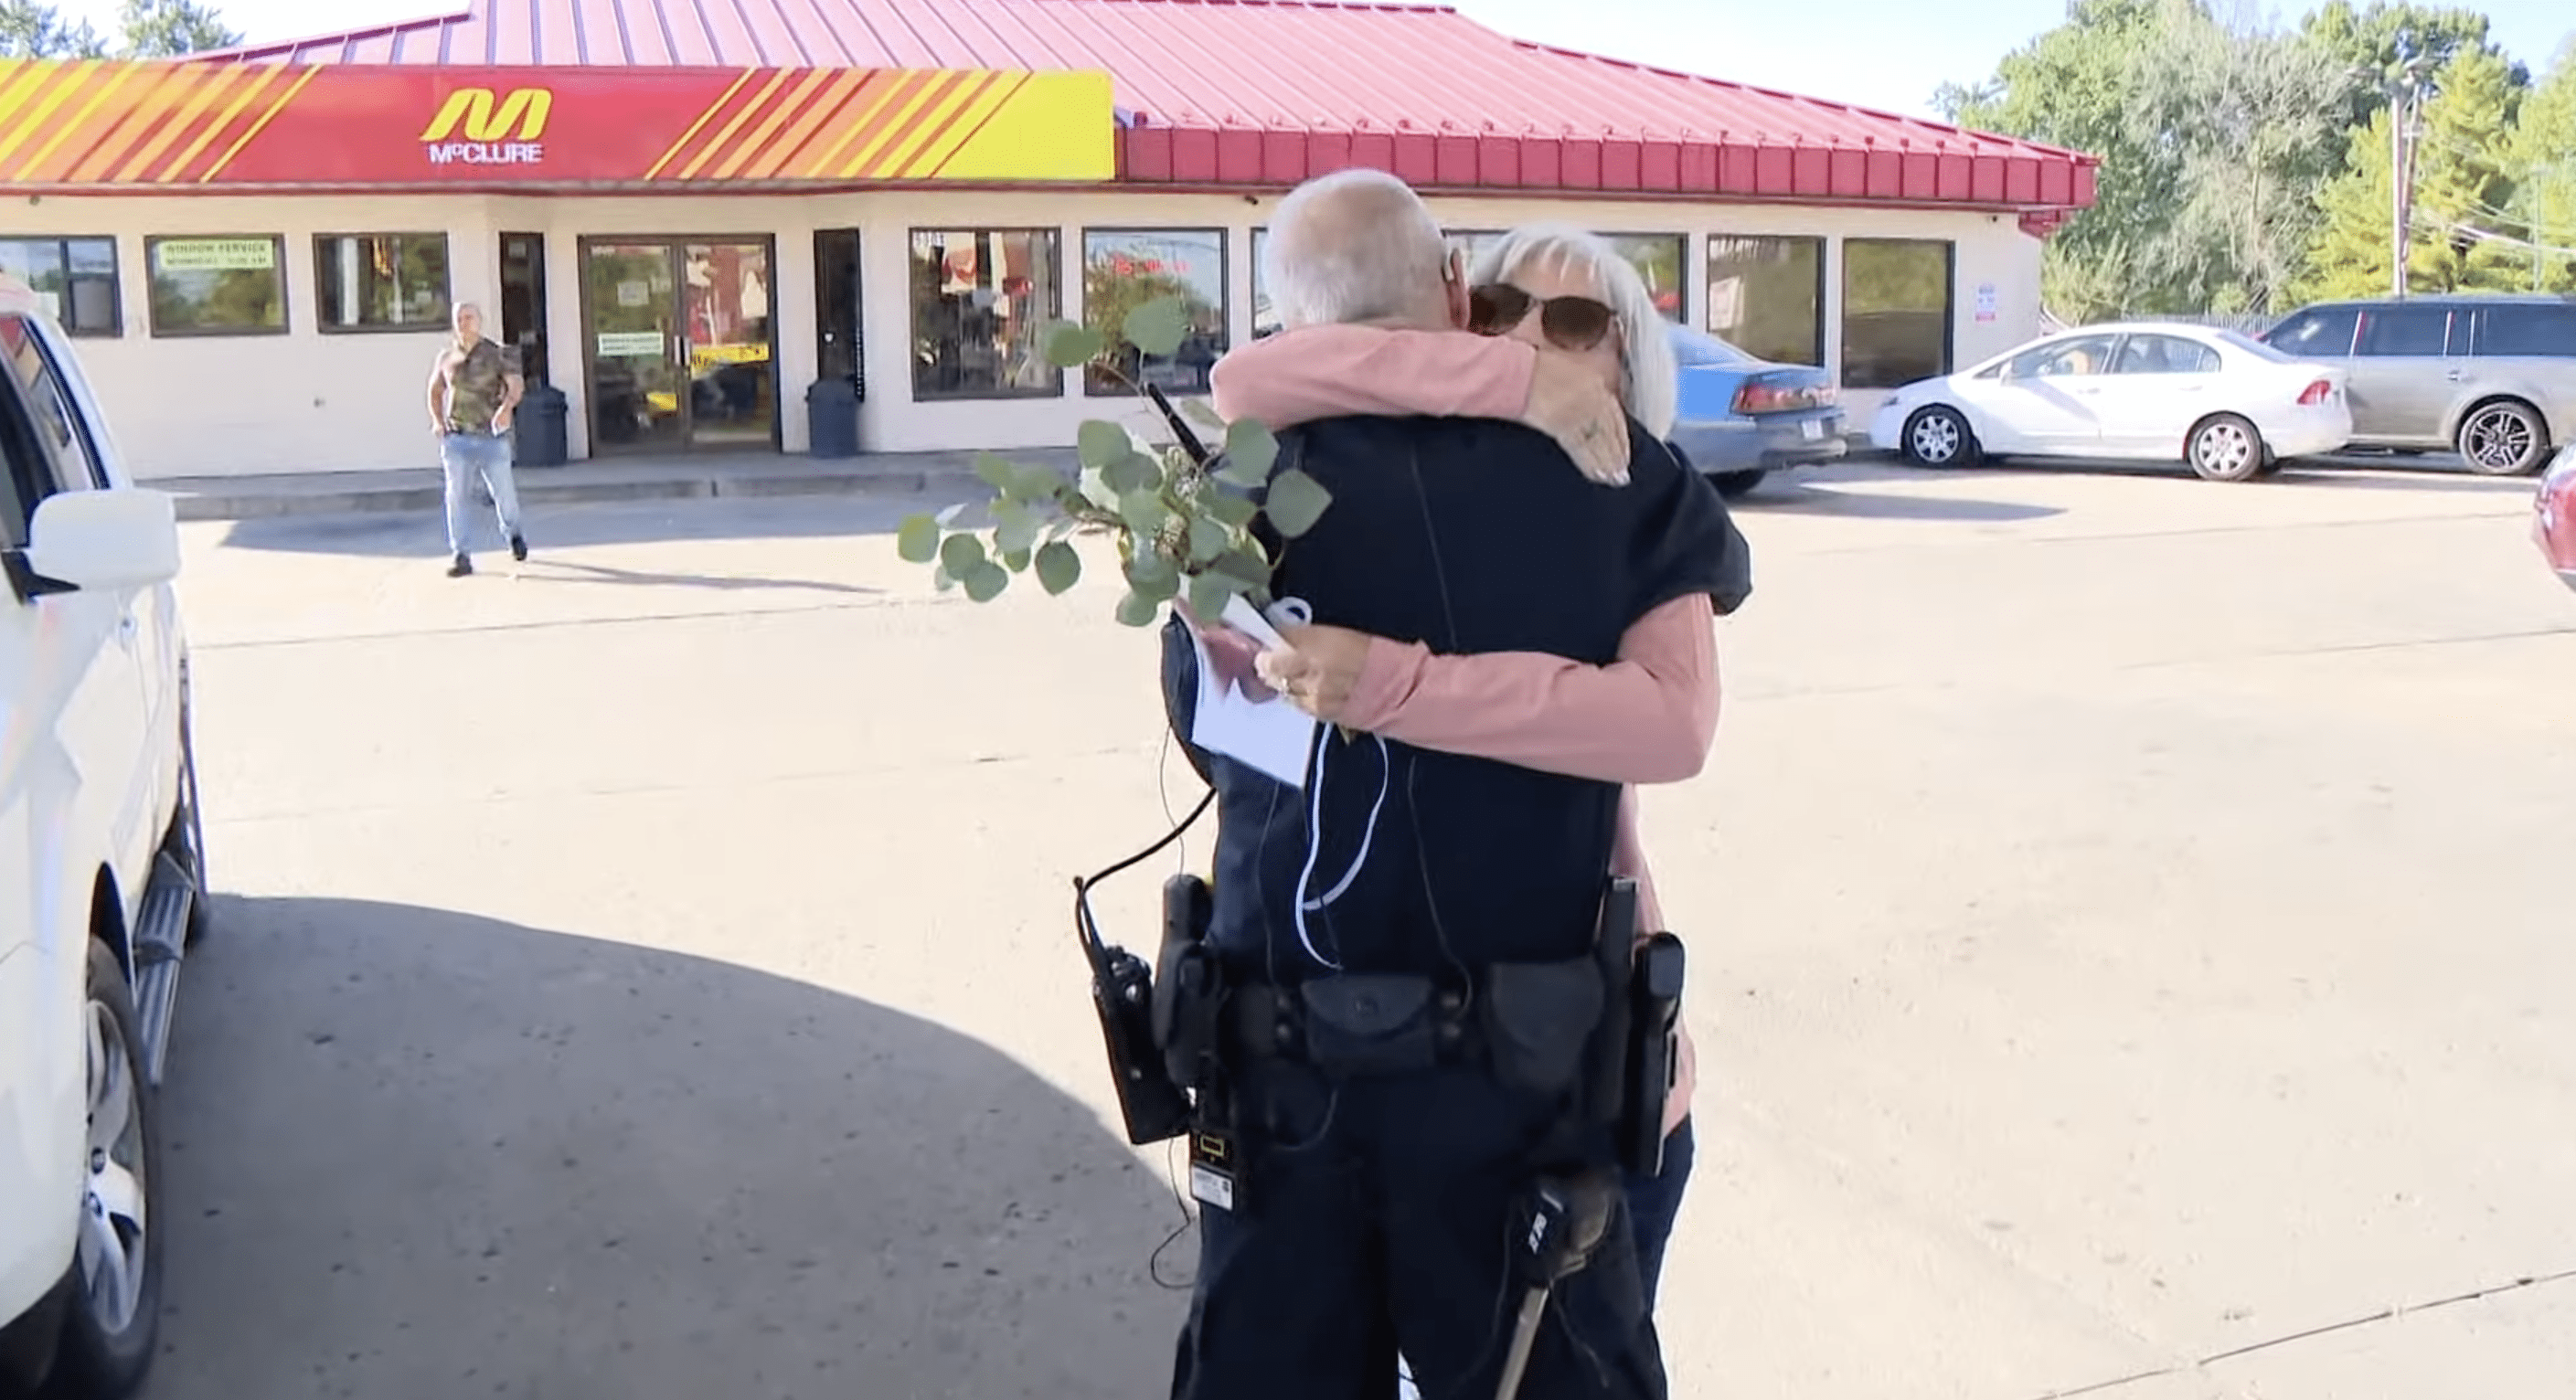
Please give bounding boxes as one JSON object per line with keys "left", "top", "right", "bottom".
{"left": 1705, "top": 236, "right": 1823, "bottom": 366}
{"left": 1251, "top": 228, "right": 1278, "bottom": 339}
{"left": 145, "top": 235, "right": 287, "bottom": 337}
{"left": 1842, "top": 239, "right": 1953, "bottom": 389}
{"left": 1602, "top": 234, "right": 1685, "bottom": 322}
{"left": 1082, "top": 229, "right": 1227, "bottom": 397}
{"left": 0, "top": 237, "right": 119, "bottom": 336}
{"left": 909, "top": 228, "right": 1062, "bottom": 400}
{"left": 314, "top": 233, "right": 451, "bottom": 333}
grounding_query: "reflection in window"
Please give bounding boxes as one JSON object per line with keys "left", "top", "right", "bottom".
{"left": 2111, "top": 334, "right": 2220, "bottom": 375}
{"left": 2005, "top": 334, "right": 2117, "bottom": 379}
{"left": 1705, "top": 236, "right": 1821, "bottom": 366}
{"left": 909, "top": 228, "right": 1063, "bottom": 399}
{"left": 146, "top": 235, "right": 287, "bottom": 336}
{"left": 315, "top": 233, "right": 452, "bottom": 332}
{"left": 1842, "top": 239, "right": 1953, "bottom": 388}
{"left": 2264, "top": 307, "right": 2358, "bottom": 357}
{"left": 0, "top": 237, "right": 120, "bottom": 336}
{"left": 1602, "top": 234, "right": 1685, "bottom": 322}
{"left": 1251, "top": 228, "right": 1278, "bottom": 339}
{"left": 1084, "top": 229, "right": 1227, "bottom": 397}
{"left": 2357, "top": 305, "right": 2452, "bottom": 357}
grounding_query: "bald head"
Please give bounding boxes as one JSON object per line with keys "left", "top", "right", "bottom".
{"left": 1261, "top": 169, "right": 1460, "bottom": 332}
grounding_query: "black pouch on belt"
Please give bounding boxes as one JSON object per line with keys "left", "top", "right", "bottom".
{"left": 1481, "top": 958, "right": 1606, "bottom": 1099}
{"left": 1298, "top": 975, "right": 1438, "bottom": 1077}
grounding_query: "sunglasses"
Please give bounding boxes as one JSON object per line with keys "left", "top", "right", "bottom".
{"left": 1467, "top": 283, "right": 1617, "bottom": 352}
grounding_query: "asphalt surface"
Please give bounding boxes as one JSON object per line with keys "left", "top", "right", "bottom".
{"left": 144, "top": 451, "right": 2576, "bottom": 1399}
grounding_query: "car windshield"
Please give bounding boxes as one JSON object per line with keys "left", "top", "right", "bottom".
{"left": 1667, "top": 323, "right": 1758, "bottom": 367}
{"left": 2214, "top": 328, "right": 2294, "bottom": 364}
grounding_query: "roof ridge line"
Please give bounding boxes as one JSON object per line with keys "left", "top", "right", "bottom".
{"left": 199, "top": 0, "right": 478, "bottom": 59}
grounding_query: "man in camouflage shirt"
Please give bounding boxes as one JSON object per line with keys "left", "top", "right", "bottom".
{"left": 428, "top": 302, "right": 530, "bottom": 577}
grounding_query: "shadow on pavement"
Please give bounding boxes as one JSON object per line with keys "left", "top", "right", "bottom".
{"left": 147, "top": 896, "right": 1187, "bottom": 1400}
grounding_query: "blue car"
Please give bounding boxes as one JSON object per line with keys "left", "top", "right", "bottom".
{"left": 1666, "top": 323, "right": 1847, "bottom": 499}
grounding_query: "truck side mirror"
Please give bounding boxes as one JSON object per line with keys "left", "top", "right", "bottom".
{"left": 13, "top": 488, "right": 180, "bottom": 599}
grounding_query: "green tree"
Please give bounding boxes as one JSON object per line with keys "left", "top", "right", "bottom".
{"left": 2508, "top": 40, "right": 2576, "bottom": 291}
{"left": 0, "top": 0, "right": 105, "bottom": 56}
{"left": 114, "top": 0, "right": 237, "bottom": 56}
{"left": 0, "top": 0, "right": 236, "bottom": 58}
{"left": 1941, "top": 0, "right": 2350, "bottom": 320}
{"left": 2300, "top": 0, "right": 2524, "bottom": 127}
{"left": 2300, "top": 46, "right": 2528, "bottom": 298}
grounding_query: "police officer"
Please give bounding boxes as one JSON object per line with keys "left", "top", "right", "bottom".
{"left": 1158, "top": 170, "right": 1751, "bottom": 1400}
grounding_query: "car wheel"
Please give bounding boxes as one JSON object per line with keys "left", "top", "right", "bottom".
{"left": 2456, "top": 400, "right": 2550, "bottom": 476}
{"left": 2187, "top": 414, "right": 2266, "bottom": 482}
{"left": 51, "top": 939, "right": 165, "bottom": 1399}
{"left": 1901, "top": 406, "right": 1979, "bottom": 468}
{"left": 1709, "top": 469, "right": 1769, "bottom": 500}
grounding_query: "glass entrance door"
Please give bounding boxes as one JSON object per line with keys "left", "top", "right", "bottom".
{"left": 581, "top": 237, "right": 776, "bottom": 454}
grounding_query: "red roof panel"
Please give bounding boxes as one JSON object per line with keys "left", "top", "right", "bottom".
{"left": 211, "top": 0, "right": 2094, "bottom": 207}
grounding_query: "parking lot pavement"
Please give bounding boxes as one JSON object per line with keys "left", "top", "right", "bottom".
{"left": 150, "top": 461, "right": 2576, "bottom": 1399}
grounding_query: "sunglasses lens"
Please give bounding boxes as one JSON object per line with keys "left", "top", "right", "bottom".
{"left": 1469, "top": 284, "right": 1530, "bottom": 336}
{"left": 1541, "top": 297, "right": 1614, "bottom": 351}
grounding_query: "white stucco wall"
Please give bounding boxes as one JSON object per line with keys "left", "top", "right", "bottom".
{"left": 6, "top": 187, "right": 2042, "bottom": 479}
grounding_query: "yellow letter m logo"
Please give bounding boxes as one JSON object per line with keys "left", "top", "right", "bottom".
{"left": 420, "top": 88, "right": 552, "bottom": 143}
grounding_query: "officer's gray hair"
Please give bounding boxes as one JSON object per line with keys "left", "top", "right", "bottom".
{"left": 1470, "top": 225, "right": 1678, "bottom": 440}
{"left": 1261, "top": 169, "right": 1453, "bottom": 331}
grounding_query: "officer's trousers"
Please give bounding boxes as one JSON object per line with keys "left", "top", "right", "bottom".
{"left": 1168, "top": 1057, "right": 1666, "bottom": 1400}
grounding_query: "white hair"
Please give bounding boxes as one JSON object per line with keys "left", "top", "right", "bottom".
{"left": 1261, "top": 168, "right": 1452, "bottom": 330}
{"left": 1470, "top": 224, "right": 1677, "bottom": 439}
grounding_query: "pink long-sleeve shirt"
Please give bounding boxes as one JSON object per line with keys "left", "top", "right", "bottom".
{"left": 1211, "top": 324, "right": 1716, "bottom": 1127}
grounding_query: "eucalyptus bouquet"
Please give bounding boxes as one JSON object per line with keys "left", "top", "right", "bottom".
{"left": 896, "top": 295, "right": 1331, "bottom": 627}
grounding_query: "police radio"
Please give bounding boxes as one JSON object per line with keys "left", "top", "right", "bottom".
{"left": 1070, "top": 791, "right": 1209, "bottom": 1147}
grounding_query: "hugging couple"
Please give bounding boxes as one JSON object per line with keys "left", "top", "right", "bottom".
{"left": 1168, "top": 167, "right": 1752, "bottom": 1399}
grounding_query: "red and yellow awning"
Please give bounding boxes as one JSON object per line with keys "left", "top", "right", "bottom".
{"left": 0, "top": 59, "right": 1115, "bottom": 189}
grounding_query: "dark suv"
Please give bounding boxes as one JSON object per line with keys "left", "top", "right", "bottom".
{"left": 2261, "top": 295, "right": 2576, "bottom": 475}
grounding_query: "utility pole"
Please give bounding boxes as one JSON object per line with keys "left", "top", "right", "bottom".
{"left": 2385, "top": 60, "right": 2433, "bottom": 301}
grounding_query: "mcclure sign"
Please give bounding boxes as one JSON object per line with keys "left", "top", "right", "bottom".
{"left": 0, "top": 59, "right": 1115, "bottom": 188}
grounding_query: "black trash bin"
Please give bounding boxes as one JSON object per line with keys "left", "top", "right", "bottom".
{"left": 806, "top": 377, "right": 860, "bottom": 460}
{"left": 514, "top": 384, "right": 569, "bottom": 467}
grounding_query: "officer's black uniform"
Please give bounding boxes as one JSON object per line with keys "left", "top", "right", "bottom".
{"left": 1158, "top": 414, "right": 1751, "bottom": 1400}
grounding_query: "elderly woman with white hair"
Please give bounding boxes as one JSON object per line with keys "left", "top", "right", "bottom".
{"left": 1208, "top": 218, "right": 1748, "bottom": 1315}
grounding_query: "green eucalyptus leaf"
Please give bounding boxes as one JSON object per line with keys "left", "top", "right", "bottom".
{"left": 1000, "top": 546, "right": 1032, "bottom": 573}
{"left": 1045, "top": 514, "right": 1080, "bottom": 541}
{"left": 1187, "top": 514, "right": 1233, "bottom": 565}
{"left": 1211, "top": 546, "right": 1273, "bottom": 589}
{"left": 1122, "top": 295, "right": 1194, "bottom": 359}
{"left": 993, "top": 500, "right": 1043, "bottom": 557}
{"left": 1181, "top": 398, "right": 1227, "bottom": 429}
{"left": 1187, "top": 570, "right": 1244, "bottom": 620}
{"left": 1119, "top": 490, "right": 1171, "bottom": 536}
{"left": 1114, "top": 589, "right": 1163, "bottom": 628}
{"left": 973, "top": 452, "right": 1019, "bottom": 493}
{"left": 1077, "top": 419, "right": 1134, "bottom": 470}
{"left": 931, "top": 562, "right": 957, "bottom": 593}
{"left": 1204, "top": 492, "right": 1259, "bottom": 528}
{"left": 1079, "top": 467, "right": 1123, "bottom": 512}
{"left": 1045, "top": 322, "right": 1108, "bottom": 369}
{"left": 963, "top": 560, "right": 1011, "bottom": 602}
{"left": 939, "top": 532, "right": 987, "bottom": 574}
{"left": 1125, "top": 545, "right": 1178, "bottom": 588}
{"left": 935, "top": 502, "right": 970, "bottom": 527}
{"left": 1222, "top": 419, "right": 1281, "bottom": 483}
{"left": 1263, "top": 467, "right": 1332, "bottom": 538}
{"left": 1035, "top": 540, "right": 1081, "bottom": 595}
{"left": 896, "top": 513, "right": 941, "bottom": 564}
{"left": 1103, "top": 451, "right": 1161, "bottom": 495}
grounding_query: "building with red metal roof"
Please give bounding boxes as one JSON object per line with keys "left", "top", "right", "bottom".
{"left": 0, "top": 0, "right": 2095, "bottom": 478}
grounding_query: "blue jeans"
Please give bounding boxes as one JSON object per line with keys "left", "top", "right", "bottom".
{"left": 1625, "top": 1116, "right": 1694, "bottom": 1315}
{"left": 439, "top": 430, "right": 522, "bottom": 557}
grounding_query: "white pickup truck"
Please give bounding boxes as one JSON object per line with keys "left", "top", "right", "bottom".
{"left": 0, "top": 276, "right": 205, "bottom": 1399}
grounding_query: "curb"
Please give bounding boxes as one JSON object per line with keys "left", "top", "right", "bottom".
{"left": 165, "top": 462, "right": 995, "bottom": 524}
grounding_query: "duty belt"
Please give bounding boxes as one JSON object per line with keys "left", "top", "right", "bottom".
{"left": 1222, "top": 958, "right": 1604, "bottom": 1095}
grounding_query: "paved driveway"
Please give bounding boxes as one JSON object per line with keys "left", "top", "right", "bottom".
{"left": 147, "top": 457, "right": 2576, "bottom": 1399}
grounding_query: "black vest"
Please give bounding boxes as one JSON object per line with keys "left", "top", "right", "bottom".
{"left": 1161, "top": 416, "right": 1751, "bottom": 983}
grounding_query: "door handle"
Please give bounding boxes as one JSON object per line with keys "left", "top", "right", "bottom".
{"left": 2445, "top": 369, "right": 2464, "bottom": 382}
{"left": 117, "top": 614, "right": 137, "bottom": 642}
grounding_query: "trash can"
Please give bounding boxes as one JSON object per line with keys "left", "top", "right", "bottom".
{"left": 514, "top": 384, "right": 569, "bottom": 468}
{"left": 806, "top": 377, "right": 860, "bottom": 460}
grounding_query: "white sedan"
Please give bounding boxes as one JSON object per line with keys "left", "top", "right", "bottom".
{"left": 1868, "top": 322, "right": 2353, "bottom": 482}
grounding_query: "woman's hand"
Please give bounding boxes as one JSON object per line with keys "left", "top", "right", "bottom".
{"left": 1523, "top": 351, "right": 1631, "bottom": 486}
{"left": 1254, "top": 623, "right": 1377, "bottom": 722}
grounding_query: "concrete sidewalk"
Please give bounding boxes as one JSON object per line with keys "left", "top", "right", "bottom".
{"left": 151, "top": 448, "right": 1077, "bottom": 523}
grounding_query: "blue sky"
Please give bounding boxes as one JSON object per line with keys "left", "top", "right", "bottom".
{"left": 55, "top": 0, "right": 2576, "bottom": 121}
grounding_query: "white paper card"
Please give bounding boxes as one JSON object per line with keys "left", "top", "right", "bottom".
{"left": 1186, "top": 595, "right": 1317, "bottom": 789}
